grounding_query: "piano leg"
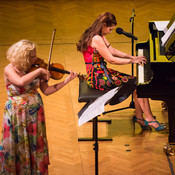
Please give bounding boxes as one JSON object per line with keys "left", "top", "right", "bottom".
{"left": 163, "top": 97, "right": 175, "bottom": 156}
{"left": 166, "top": 97, "right": 175, "bottom": 144}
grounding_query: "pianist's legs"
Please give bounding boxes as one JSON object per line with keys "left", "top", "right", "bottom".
{"left": 133, "top": 90, "right": 166, "bottom": 130}
{"left": 133, "top": 90, "right": 144, "bottom": 126}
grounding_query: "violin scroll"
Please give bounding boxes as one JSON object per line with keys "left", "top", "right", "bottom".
{"left": 77, "top": 73, "right": 87, "bottom": 82}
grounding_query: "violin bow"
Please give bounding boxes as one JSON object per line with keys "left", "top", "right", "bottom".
{"left": 47, "top": 28, "right": 86, "bottom": 82}
{"left": 47, "top": 29, "right": 56, "bottom": 70}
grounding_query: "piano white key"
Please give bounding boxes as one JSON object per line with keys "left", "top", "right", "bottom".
{"left": 138, "top": 49, "right": 144, "bottom": 84}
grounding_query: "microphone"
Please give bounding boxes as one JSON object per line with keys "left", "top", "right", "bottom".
{"left": 130, "top": 9, "right": 135, "bottom": 22}
{"left": 116, "top": 27, "right": 138, "bottom": 40}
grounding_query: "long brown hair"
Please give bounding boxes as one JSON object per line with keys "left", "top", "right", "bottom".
{"left": 76, "top": 12, "right": 117, "bottom": 52}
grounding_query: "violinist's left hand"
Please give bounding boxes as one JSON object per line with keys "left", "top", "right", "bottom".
{"left": 64, "top": 70, "right": 77, "bottom": 84}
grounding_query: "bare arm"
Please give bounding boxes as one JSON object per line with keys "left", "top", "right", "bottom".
{"left": 91, "top": 35, "right": 132, "bottom": 65}
{"left": 102, "top": 36, "right": 133, "bottom": 58}
{"left": 92, "top": 35, "right": 146, "bottom": 65}
{"left": 39, "top": 70, "right": 77, "bottom": 96}
{"left": 4, "top": 64, "right": 50, "bottom": 87}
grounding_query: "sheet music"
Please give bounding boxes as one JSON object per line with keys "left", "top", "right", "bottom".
{"left": 154, "top": 21, "right": 169, "bottom": 31}
{"left": 78, "top": 87, "right": 119, "bottom": 126}
{"left": 161, "top": 21, "right": 175, "bottom": 46}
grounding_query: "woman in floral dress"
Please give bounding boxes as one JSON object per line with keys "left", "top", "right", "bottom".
{"left": 0, "top": 40, "right": 77, "bottom": 174}
{"left": 77, "top": 12, "right": 166, "bottom": 131}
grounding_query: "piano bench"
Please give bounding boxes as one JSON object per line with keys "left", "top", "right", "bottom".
{"left": 78, "top": 79, "right": 106, "bottom": 103}
{"left": 78, "top": 80, "right": 112, "bottom": 141}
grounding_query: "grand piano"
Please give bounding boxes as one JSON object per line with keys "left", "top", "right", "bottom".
{"left": 136, "top": 14, "right": 175, "bottom": 153}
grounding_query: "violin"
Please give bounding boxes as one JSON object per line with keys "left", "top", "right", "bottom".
{"left": 29, "top": 29, "right": 85, "bottom": 81}
{"left": 29, "top": 57, "right": 86, "bottom": 81}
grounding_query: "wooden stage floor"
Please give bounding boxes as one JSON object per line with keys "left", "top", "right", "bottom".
{"left": 0, "top": 0, "right": 175, "bottom": 174}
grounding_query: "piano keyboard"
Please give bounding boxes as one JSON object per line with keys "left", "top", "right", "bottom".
{"left": 137, "top": 48, "right": 153, "bottom": 84}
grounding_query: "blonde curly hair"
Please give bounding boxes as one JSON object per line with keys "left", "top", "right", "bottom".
{"left": 7, "top": 40, "right": 36, "bottom": 72}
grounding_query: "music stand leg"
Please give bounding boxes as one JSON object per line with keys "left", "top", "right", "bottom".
{"left": 93, "top": 117, "right": 99, "bottom": 175}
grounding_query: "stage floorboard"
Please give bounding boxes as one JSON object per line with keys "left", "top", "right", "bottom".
{"left": 0, "top": 0, "right": 175, "bottom": 174}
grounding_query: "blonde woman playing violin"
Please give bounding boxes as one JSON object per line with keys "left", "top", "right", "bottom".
{"left": 0, "top": 40, "right": 77, "bottom": 174}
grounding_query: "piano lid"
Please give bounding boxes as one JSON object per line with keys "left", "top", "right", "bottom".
{"left": 161, "top": 21, "right": 175, "bottom": 47}
{"left": 164, "top": 13, "right": 175, "bottom": 33}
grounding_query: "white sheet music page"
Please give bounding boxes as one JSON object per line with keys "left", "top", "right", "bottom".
{"left": 154, "top": 21, "right": 169, "bottom": 31}
{"left": 161, "top": 21, "right": 175, "bottom": 46}
{"left": 78, "top": 87, "right": 119, "bottom": 126}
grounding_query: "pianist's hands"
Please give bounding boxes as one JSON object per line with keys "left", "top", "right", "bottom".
{"left": 131, "top": 56, "right": 147, "bottom": 65}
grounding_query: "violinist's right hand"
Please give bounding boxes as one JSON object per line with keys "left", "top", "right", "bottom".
{"left": 40, "top": 68, "right": 51, "bottom": 81}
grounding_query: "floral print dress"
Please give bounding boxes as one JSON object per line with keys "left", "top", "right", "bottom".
{"left": 83, "top": 45, "right": 137, "bottom": 105}
{"left": 0, "top": 78, "right": 49, "bottom": 174}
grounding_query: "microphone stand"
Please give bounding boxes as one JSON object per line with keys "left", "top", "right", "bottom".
{"left": 129, "top": 8, "right": 136, "bottom": 108}
{"left": 103, "top": 9, "right": 136, "bottom": 115}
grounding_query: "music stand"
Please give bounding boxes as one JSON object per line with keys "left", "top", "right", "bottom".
{"left": 78, "top": 80, "right": 119, "bottom": 175}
